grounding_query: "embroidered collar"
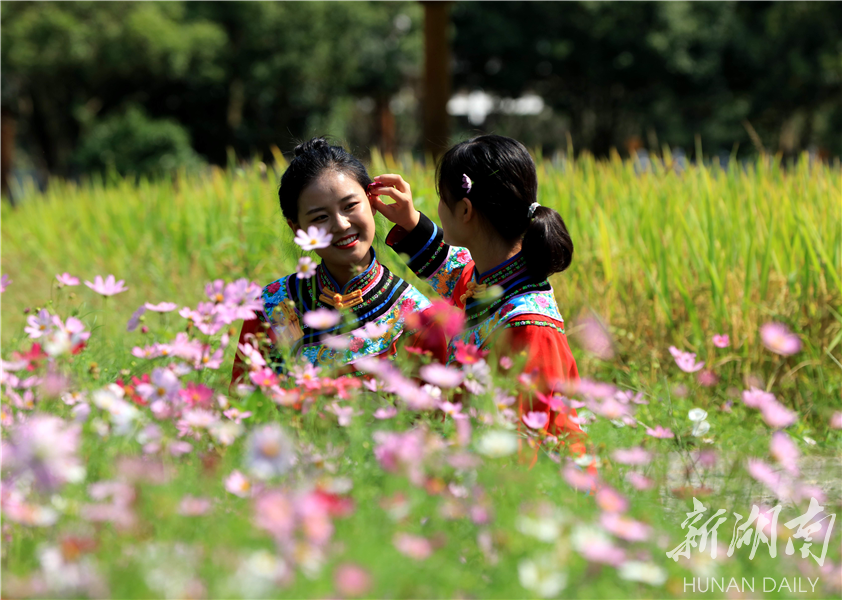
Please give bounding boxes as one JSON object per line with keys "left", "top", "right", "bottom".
{"left": 464, "top": 251, "right": 551, "bottom": 326}
{"left": 474, "top": 251, "right": 528, "bottom": 287}
{"left": 316, "top": 249, "right": 380, "bottom": 297}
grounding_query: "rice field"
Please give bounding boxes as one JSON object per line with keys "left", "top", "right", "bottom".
{"left": 1, "top": 152, "right": 840, "bottom": 598}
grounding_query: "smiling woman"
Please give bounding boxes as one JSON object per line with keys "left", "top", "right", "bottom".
{"left": 231, "top": 138, "right": 445, "bottom": 386}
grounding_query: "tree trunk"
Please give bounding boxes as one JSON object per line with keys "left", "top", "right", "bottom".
{"left": 422, "top": 1, "right": 452, "bottom": 159}
{"left": 1, "top": 107, "right": 15, "bottom": 201}
{"left": 376, "top": 95, "right": 396, "bottom": 158}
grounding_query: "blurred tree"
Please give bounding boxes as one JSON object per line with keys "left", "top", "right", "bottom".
{"left": 74, "top": 105, "right": 202, "bottom": 177}
{"left": 451, "top": 1, "right": 842, "bottom": 158}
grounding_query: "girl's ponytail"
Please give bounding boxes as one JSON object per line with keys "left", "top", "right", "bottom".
{"left": 521, "top": 205, "right": 574, "bottom": 280}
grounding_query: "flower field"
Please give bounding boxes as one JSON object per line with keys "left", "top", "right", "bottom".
{"left": 1, "top": 152, "right": 841, "bottom": 598}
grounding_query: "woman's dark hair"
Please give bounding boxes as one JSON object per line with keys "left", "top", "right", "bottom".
{"left": 436, "top": 134, "right": 573, "bottom": 280}
{"left": 278, "top": 137, "right": 372, "bottom": 223}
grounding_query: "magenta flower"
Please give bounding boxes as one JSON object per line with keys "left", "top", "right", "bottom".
{"left": 645, "top": 425, "right": 674, "bottom": 439}
{"left": 179, "top": 382, "right": 214, "bottom": 408}
{"left": 0, "top": 273, "right": 10, "bottom": 292}
{"left": 712, "top": 334, "right": 730, "bottom": 348}
{"left": 84, "top": 274, "right": 128, "bottom": 296}
{"left": 668, "top": 346, "right": 704, "bottom": 373}
{"left": 522, "top": 411, "right": 549, "bottom": 430}
{"left": 419, "top": 363, "right": 464, "bottom": 389}
{"left": 294, "top": 225, "right": 333, "bottom": 250}
{"left": 250, "top": 367, "right": 279, "bottom": 389}
{"left": 144, "top": 302, "right": 178, "bottom": 312}
{"left": 760, "top": 322, "right": 801, "bottom": 356}
{"left": 461, "top": 173, "right": 473, "bottom": 194}
{"left": 303, "top": 308, "right": 341, "bottom": 330}
{"left": 56, "top": 272, "right": 80, "bottom": 287}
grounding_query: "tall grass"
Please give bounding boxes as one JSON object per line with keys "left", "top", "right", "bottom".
{"left": 3, "top": 152, "right": 840, "bottom": 409}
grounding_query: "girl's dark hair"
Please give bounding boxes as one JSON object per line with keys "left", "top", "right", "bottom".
{"left": 278, "top": 137, "right": 372, "bottom": 222}
{"left": 436, "top": 134, "right": 573, "bottom": 280}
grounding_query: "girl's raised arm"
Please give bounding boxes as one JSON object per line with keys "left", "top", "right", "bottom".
{"left": 370, "top": 174, "right": 473, "bottom": 304}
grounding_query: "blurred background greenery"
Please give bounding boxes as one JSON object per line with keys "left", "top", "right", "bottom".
{"left": 1, "top": 1, "right": 840, "bottom": 194}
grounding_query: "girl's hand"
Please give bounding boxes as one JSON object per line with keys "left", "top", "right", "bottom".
{"left": 368, "top": 174, "right": 421, "bottom": 232}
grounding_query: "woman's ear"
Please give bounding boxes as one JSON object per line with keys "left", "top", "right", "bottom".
{"left": 460, "top": 197, "right": 474, "bottom": 224}
{"left": 286, "top": 218, "right": 298, "bottom": 232}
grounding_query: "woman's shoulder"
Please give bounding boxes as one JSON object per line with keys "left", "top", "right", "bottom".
{"left": 498, "top": 288, "right": 565, "bottom": 327}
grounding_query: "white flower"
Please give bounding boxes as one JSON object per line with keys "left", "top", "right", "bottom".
{"left": 691, "top": 420, "right": 711, "bottom": 437}
{"left": 296, "top": 257, "right": 316, "bottom": 279}
{"left": 475, "top": 430, "right": 518, "bottom": 458}
{"left": 688, "top": 408, "right": 708, "bottom": 422}
{"left": 617, "top": 561, "right": 668, "bottom": 586}
{"left": 302, "top": 308, "right": 341, "bottom": 330}
{"left": 293, "top": 226, "right": 333, "bottom": 250}
{"left": 518, "top": 556, "right": 567, "bottom": 598}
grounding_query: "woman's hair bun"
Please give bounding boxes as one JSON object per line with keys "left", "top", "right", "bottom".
{"left": 293, "top": 137, "right": 329, "bottom": 157}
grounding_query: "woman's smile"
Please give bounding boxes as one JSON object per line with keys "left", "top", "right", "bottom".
{"left": 333, "top": 233, "right": 359, "bottom": 249}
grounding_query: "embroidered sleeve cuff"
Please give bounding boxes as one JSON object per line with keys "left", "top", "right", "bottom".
{"left": 385, "top": 212, "right": 446, "bottom": 276}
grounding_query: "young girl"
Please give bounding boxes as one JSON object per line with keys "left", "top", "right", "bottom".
{"left": 231, "top": 138, "right": 444, "bottom": 386}
{"left": 370, "top": 134, "right": 587, "bottom": 458}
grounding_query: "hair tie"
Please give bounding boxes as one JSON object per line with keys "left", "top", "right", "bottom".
{"left": 528, "top": 202, "right": 541, "bottom": 219}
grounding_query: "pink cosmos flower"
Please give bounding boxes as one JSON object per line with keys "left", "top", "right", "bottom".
{"left": 292, "top": 363, "right": 321, "bottom": 387}
{"left": 421, "top": 300, "right": 466, "bottom": 337}
{"left": 144, "top": 302, "right": 178, "bottom": 312}
{"left": 0, "top": 273, "right": 10, "bottom": 292}
{"left": 56, "top": 272, "right": 80, "bottom": 286}
{"left": 2, "top": 414, "right": 84, "bottom": 492}
{"left": 645, "top": 425, "right": 674, "bottom": 439}
{"left": 223, "top": 408, "right": 252, "bottom": 424}
{"left": 250, "top": 367, "right": 279, "bottom": 389}
{"left": 712, "top": 334, "right": 730, "bottom": 348}
{"left": 578, "top": 539, "right": 627, "bottom": 567}
{"left": 253, "top": 489, "right": 296, "bottom": 541}
{"left": 830, "top": 411, "right": 842, "bottom": 429}
{"left": 178, "top": 495, "right": 212, "bottom": 516}
{"left": 770, "top": 431, "right": 799, "bottom": 476}
{"left": 742, "top": 386, "right": 775, "bottom": 408}
{"left": 294, "top": 226, "right": 333, "bottom": 250}
{"left": 330, "top": 403, "right": 359, "bottom": 427}
{"left": 303, "top": 308, "right": 341, "bottom": 330}
{"left": 419, "top": 363, "right": 464, "bottom": 389}
{"left": 522, "top": 411, "right": 549, "bottom": 430}
{"left": 24, "top": 309, "right": 55, "bottom": 339}
{"left": 84, "top": 274, "right": 128, "bottom": 296}
{"left": 612, "top": 447, "right": 652, "bottom": 466}
{"left": 760, "top": 322, "right": 801, "bottom": 356}
{"left": 453, "top": 340, "right": 489, "bottom": 365}
{"left": 438, "top": 401, "right": 463, "bottom": 418}
{"left": 668, "top": 346, "right": 705, "bottom": 373}
{"left": 696, "top": 369, "right": 719, "bottom": 387}
{"left": 224, "top": 470, "right": 252, "bottom": 497}
{"left": 601, "top": 512, "right": 651, "bottom": 542}
{"left": 179, "top": 382, "right": 214, "bottom": 408}
{"left": 361, "top": 321, "right": 389, "bottom": 339}
{"left": 334, "top": 563, "right": 372, "bottom": 597}
{"left": 625, "top": 471, "right": 654, "bottom": 490}
{"left": 237, "top": 341, "right": 266, "bottom": 369}
{"left": 572, "top": 314, "right": 615, "bottom": 360}
{"left": 136, "top": 368, "right": 181, "bottom": 404}
{"left": 393, "top": 533, "right": 433, "bottom": 560}
{"left": 562, "top": 463, "right": 597, "bottom": 492}
{"left": 373, "top": 406, "right": 397, "bottom": 420}
{"left": 595, "top": 486, "right": 629, "bottom": 513}
{"left": 169, "top": 440, "right": 193, "bottom": 456}
{"left": 461, "top": 173, "right": 473, "bottom": 194}
{"left": 499, "top": 356, "right": 513, "bottom": 370}
{"left": 759, "top": 398, "right": 798, "bottom": 429}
